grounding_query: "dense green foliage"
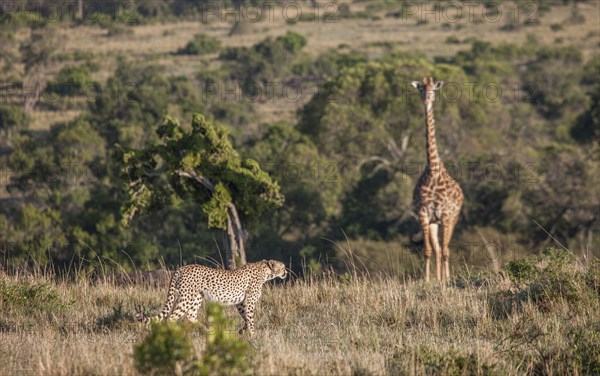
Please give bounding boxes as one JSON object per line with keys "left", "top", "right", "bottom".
{"left": 219, "top": 31, "right": 308, "bottom": 94}
{"left": 45, "top": 65, "right": 97, "bottom": 96}
{"left": 119, "top": 114, "right": 283, "bottom": 230}
{"left": 134, "top": 321, "right": 196, "bottom": 374}
{"left": 177, "top": 34, "right": 222, "bottom": 56}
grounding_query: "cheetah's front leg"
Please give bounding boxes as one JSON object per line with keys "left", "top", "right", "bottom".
{"left": 236, "top": 302, "right": 256, "bottom": 337}
{"left": 236, "top": 302, "right": 249, "bottom": 334}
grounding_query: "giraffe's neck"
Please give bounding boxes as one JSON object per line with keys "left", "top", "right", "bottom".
{"left": 424, "top": 102, "right": 443, "bottom": 174}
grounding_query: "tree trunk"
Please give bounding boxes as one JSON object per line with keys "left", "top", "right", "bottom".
{"left": 176, "top": 170, "right": 248, "bottom": 270}
{"left": 222, "top": 203, "right": 247, "bottom": 269}
{"left": 78, "top": 0, "right": 84, "bottom": 21}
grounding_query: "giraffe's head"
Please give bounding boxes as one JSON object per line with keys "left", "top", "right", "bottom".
{"left": 411, "top": 77, "right": 443, "bottom": 106}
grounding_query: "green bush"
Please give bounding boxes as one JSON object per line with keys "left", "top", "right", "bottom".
{"left": 134, "top": 321, "right": 196, "bottom": 375}
{"left": 177, "top": 34, "right": 221, "bottom": 55}
{"left": 192, "top": 303, "right": 251, "bottom": 376}
{"left": 491, "top": 249, "right": 599, "bottom": 317}
{"left": 46, "top": 66, "right": 96, "bottom": 96}
{"left": 445, "top": 36, "right": 461, "bottom": 44}
{"left": 506, "top": 258, "right": 538, "bottom": 282}
{"left": 217, "top": 33, "right": 307, "bottom": 96}
{"left": 275, "top": 31, "right": 307, "bottom": 53}
{"left": 0, "top": 279, "right": 67, "bottom": 314}
{"left": 0, "top": 104, "right": 27, "bottom": 131}
{"left": 134, "top": 303, "right": 250, "bottom": 376}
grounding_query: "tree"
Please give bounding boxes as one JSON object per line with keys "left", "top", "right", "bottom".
{"left": 119, "top": 114, "right": 283, "bottom": 269}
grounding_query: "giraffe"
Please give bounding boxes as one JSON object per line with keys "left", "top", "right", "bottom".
{"left": 411, "top": 77, "right": 463, "bottom": 283}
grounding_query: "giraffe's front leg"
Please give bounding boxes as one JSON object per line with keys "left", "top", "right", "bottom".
{"left": 429, "top": 223, "right": 442, "bottom": 282}
{"left": 419, "top": 214, "right": 432, "bottom": 282}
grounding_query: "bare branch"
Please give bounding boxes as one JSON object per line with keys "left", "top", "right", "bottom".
{"left": 176, "top": 170, "right": 215, "bottom": 192}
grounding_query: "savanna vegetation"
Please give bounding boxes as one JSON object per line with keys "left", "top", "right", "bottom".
{"left": 0, "top": 0, "right": 599, "bottom": 374}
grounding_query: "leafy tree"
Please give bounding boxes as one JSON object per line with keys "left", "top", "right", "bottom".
{"left": 522, "top": 46, "right": 586, "bottom": 120}
{"left": 89, "top": 61, "right": 204, "bottom": 148}
{"left": 275, "top": 31, "right": 307, "bottom": 53}
{"left": 45, "top": 65, "right": 97, "bottom": 96}
{"left": 0, "top": 105, "right": 27, "bottom": 138}
{"left": 120, "top": 114, "right": 283, "bottom": 268}
{"left": 571, "top": 84, "right": 600, "bottom": 146}
{"left": 245, "top": 122, "right": 343, "bottom": 245}
{"left": 219, "top": 31, "right": 307, "bottom": 95}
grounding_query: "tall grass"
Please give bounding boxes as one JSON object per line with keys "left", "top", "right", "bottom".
{"left": 0, "top": 249, "right": 598, "bottom": 375}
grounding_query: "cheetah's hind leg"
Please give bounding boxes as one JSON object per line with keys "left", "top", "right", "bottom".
{"left": 134, "top": 305, "right": 148, "bottom": 324}
{"left": 186, "top": 294, "right": 203, "bottom": 323}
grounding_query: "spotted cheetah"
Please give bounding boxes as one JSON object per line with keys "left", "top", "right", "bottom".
{"left": 136, "top": 260, "right": 287, "bottom": 336}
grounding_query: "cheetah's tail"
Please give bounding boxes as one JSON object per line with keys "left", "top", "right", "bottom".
{"left": 151, "top": 269, "right": 181, "bottom": 322}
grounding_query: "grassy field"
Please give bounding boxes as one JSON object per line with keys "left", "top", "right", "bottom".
{"left": 1, "top": 249, "right": 599, "bottom": 375}
{"left": 1, "top": 2, "right": 599, "bottom": 374}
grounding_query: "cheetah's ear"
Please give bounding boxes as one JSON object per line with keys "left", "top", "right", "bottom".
{"left": 267, "top": 260, "right": 277, "bottom": 271}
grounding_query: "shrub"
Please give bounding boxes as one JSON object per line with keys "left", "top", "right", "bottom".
{"left": 275, "top": 31, "right": 307, "bottom": 53}
{"left": 45, "top": 66, "right": 96, "bottom": 96}
{"left": 506, "top": 258, "right": 538, "bottom": 282}
{"left": 177, "top": 34, "right": 221, "bottom": 55}
{"left": 490, "top": 249, "right": 599, "bottom": 318}
{"left": 192, "top": 303, "right": 251, "bottom": 376}
{"left": 218, "top": 32, "right": 307, "bottom": 96}
{"left": 0, "top": 278, "right": 67, "bottom": 314}
{"left": 0, "top": 104, "right": 27, "bottom": 132}
{"left": 134, "top": 321, "right": 196, "bottom": 375}
{"left": 134, "top": 303, "right": 250, "bottom": 376}
{"left": 445, "top": 36, "right": 461, "bottom": 44}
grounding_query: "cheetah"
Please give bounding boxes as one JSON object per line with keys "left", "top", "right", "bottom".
{"left": 136, "top": 260, "right": 287, "bottom": 336}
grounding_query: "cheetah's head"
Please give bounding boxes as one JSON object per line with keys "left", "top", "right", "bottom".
{"left": 263, "top": 260, "right": 287, "bottom": 281}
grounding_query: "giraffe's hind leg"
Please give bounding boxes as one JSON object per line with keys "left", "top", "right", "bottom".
{"left": 429, "top": 223, "right": 442, "bottom": 282}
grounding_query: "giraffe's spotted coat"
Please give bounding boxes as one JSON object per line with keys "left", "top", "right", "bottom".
{"left": 411, "top": 77, "right": 464, "bottom": 283}
{"left": 136, "top": 260, "right": 287, "bottom": 336}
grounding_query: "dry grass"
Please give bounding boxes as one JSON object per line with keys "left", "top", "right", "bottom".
{"left": 1, "top": 255, "right": 598, "bottom": 375}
